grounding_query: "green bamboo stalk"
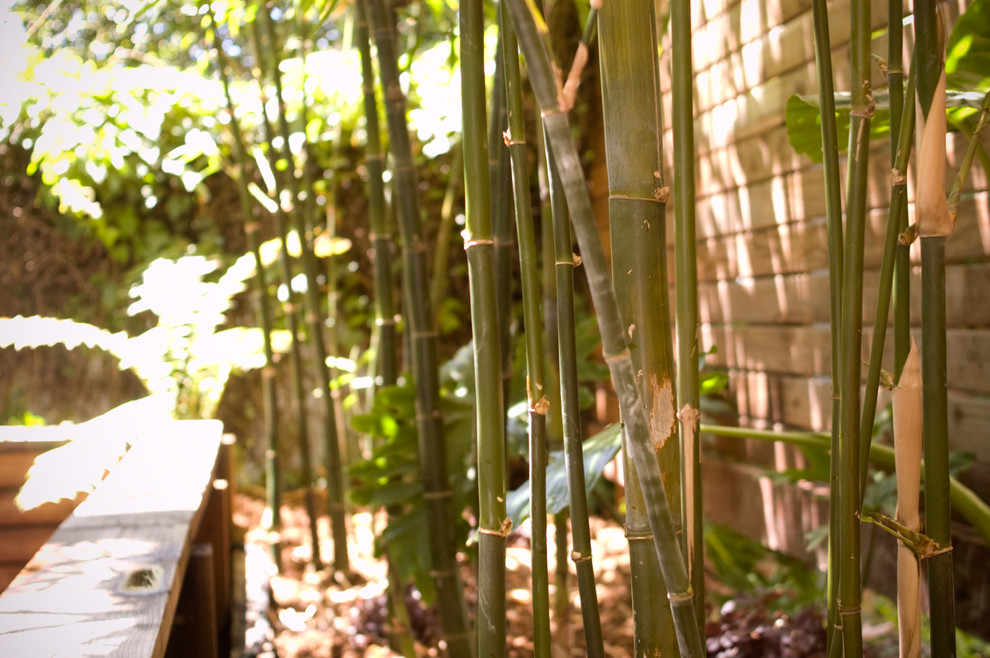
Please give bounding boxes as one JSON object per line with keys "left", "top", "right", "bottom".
{"left": 259, "top": 3, "right": 349, "bottom": 573}
{"left": 546, "top": 141, "right": 605, "bottom": 658}
{"left": 891, "top": 5, "right": 911, "bottom": 387}
{"left": 915, "top": 5, "right": 956, "bottom": 653}
{"left": 670, "top": 0, "right": 705, "bottom": 629}
{"left": 500, "top": 7, "right": 551, "bottom": 654}
{"left": 430, "top": 143, "right": 463, "bottom": 316}
{"left": 207, "top": 9, "right": 283, "bottom": 572}
{"left": 364, "top": 0, "right": 473, "bottom": 652}
{"left": 836, "top": 0, "right": 873, "bottom": 651}
{"left": 248, "top": 13, "right": 324, "bottom": 572}
{"left": 356, "top": 5, "right": 415, "bottom": 654}
{"left": 356, "top": 0, "right": 397, "bottom": 389}
{"left": 505, "top": 0, "right": 704, "bottom": 652}
{"left": 859, "top": 71, "right": 916, "bottom": 497}
{"left": 487, "top": 39, "right": 514, "bottom": 404}
{"left": 460, "top": 0, "right": 507, "bottom": 654}
{"left": 808, "top": 0, "right": 844, "bottom": 644}
{"left": 597, "top": 0, "right": 679, "bottom": 652}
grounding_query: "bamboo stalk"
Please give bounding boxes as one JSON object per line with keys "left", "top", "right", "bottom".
{"left": 505, "top": 0, "right": 704, "bottom": 652}
{"left": 487, "top": 39, "right": 514, "bottom": 406}
{"left": 836, "top": 0, "right": 872, "bottom": 651}
{"left": 670, "top": 0, "right": 706, "bottom": 628}
{"left": 460, "top": 0, "right": 508, "bottom": 654}
{"left": 892, "top": 339, "right": 922, "bottom": 658}
{"left": 259, "top": 3, "right": 350, "bottom": 573}
{"left": 207, "top": 9, "right": 283, "bottom": 571}
{"left": 364, "top": 0, "right": 473, "bottom": 651}
{"left": 915, "top": 7, "right": 956, "bottom": 652}
{"left": 891, "top": 9, "right": 911, "bottom": 386}
{"left": 355, "top": 5, "right": 415, "bottom": 653}
{"left": 248, "top": 12, "right": 324, "bottom": 572}
{"left": 500, "top": 6, "right": 551, "bottom": 653}
{"left": 859, "top": 71, "right": 916, "bottom": 496}
{"left": 546, "top": 142, "right": 605, "bottom": 658}
{"left": 356, "top": 0, "right": 397, "bottom": 389}
{"left": 597, "top": 0, "right": 679, "bottom": 651}
{"left": 808, "top": 0, "right": 844, "bottom": 641}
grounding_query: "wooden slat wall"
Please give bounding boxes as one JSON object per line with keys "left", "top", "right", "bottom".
{"left": 656, "top": 0, "right": 990, "bottom": 465}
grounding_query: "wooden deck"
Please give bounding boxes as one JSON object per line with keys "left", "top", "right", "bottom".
{"left": 0, "top": 420, "right": 228, "bottom": 657}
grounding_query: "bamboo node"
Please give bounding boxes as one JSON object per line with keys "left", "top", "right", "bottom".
{"left": 532, "top": 396, "right": 550, "bottom": 416}
{"left": 889, "top": 168, "right": 907, "bottom": 187}
{"left": 667, "top": 589, "right": 694, "bottom": 603}
{"left": 374, "top": 317, "right": 395, "bottom": 327}
{"left": 570, "top": 551, "right": 592, "bottom": 563}
{"left": 479, "top": 518, "right": 512, "bottom": 537}
{"left": 655, "top": 185, "right": 671, "bottom": 202}
{"left": 898, "top": 223, "right": 918, "bottom": 246}
{"left": 422, "top": 490, "right": 452, "bottom": 501}
{"left": 460, "top": 228, "right": 494, "bottom": 250}
{"left": 502, "top": 130, "right": 525, "bottom": 147}
{"left": 604, "top": 350, "right": 630, "bottom": 365}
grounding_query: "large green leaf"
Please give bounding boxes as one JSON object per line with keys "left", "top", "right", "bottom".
{"left": 785, "top": 94, "right": 891, "bottom": 163}
{"left": 947, "top": 0, "right": 990, "bottom": 92}
{"left": 506, "top": 422, "right": 622, "bottom": 528}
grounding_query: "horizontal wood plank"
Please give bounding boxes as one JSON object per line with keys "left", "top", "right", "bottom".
{"left": 688, "top": 262, "right": 990, "bottom": 328}
{"left": 720, "top": 369, "right": 990, "bottom": 462}
{"left": 0, "top": 420, "right": 223, "bottom": 658}
{"left": 702, "top": 324, "right": 990, "bottom": 395}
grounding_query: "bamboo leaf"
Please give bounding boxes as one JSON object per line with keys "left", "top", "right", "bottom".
{"left": 505, "top": 423, "right": 622, "bottom": 527}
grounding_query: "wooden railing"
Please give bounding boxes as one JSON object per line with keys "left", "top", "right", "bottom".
{"left": 0, "top": 420, "right": 233, "bottom": 657}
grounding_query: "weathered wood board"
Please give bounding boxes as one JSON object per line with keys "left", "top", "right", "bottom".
{"left": 0, "top": 420, "right": 223, "bottom": 658}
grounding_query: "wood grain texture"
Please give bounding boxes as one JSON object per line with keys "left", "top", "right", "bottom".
{"left": 0, "top": 420, "right": 223, "bottom": 658}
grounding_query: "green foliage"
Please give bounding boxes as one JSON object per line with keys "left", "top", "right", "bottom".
{"left": 946, "top": 0, "right": 990, "bottom": 92}
{"left": 349, "top": 380, "right": 476, "bottom": 604}
{"left": 785, "top": 0, "right": 990, "bottom": 163}
{"left": 705, "top": 523, "right": 824, "bottom": 615}
{"left": 784, "top": 94, "right": 891, "bottom": 164}
{"left": 506, "top": 423, "right": 622, "bottom": 528}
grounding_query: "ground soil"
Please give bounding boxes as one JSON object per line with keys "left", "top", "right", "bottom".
{"left": 233, "top": 494, "right": 835, "bottom": 657}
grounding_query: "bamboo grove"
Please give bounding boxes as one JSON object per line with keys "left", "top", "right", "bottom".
{"left": 192, "top": 0, "right": 990, "bottom": 654}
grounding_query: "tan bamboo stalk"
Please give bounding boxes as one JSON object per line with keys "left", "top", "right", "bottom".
{"left": 892, "top": 339, "right": 922, "bottom": 658}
